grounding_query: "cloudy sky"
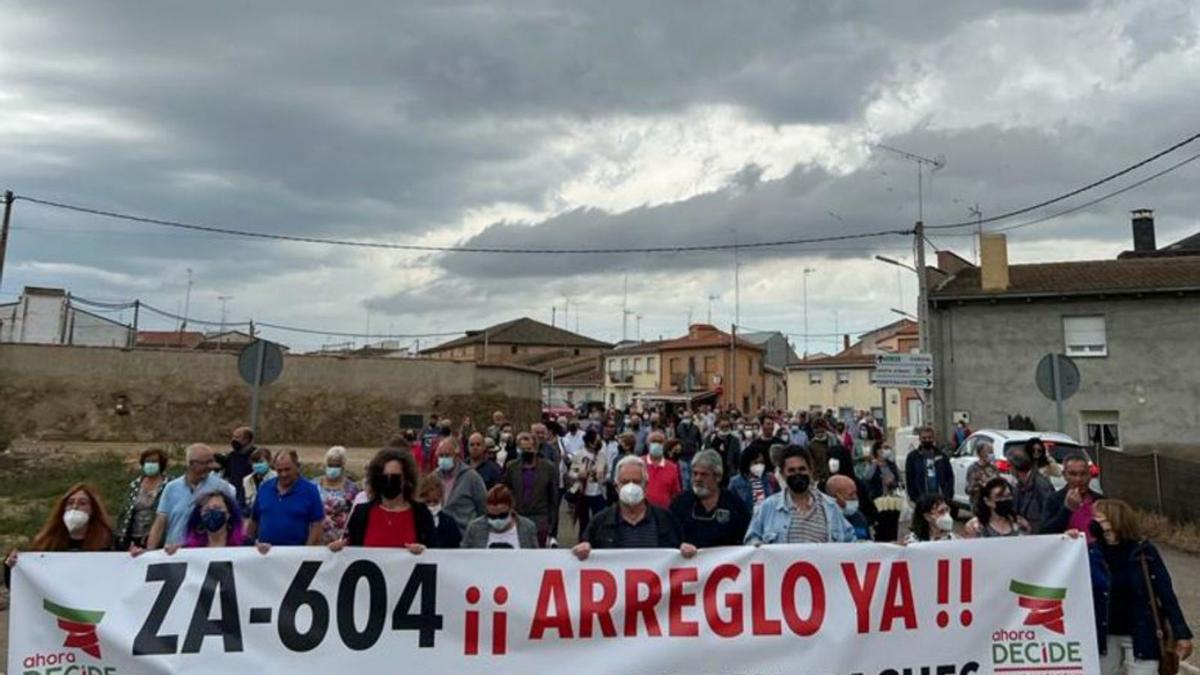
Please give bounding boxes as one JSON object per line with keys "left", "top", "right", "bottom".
{"left": 3, "top": 1, "right": 1198, "bottom": 353}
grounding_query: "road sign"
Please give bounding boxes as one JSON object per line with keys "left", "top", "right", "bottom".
{"left": 238, "top": 339, "right": 285, "bottom": 434}
{"left": 873, "top": 353, "right": 934, "bottom": 389}
{"left": 1035, "top": 353, "right": 1080, "bottom": 433}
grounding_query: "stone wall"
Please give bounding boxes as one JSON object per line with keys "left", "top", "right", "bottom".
{"left": 0, "top": 344, "right": 541, "bottom": 445}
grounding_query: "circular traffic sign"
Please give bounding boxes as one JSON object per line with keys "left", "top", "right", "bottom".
{"left": 238, "top": 339, "right": 285, "bottom": 386}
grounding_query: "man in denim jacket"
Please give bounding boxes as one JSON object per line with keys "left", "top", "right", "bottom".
{"left": 744, "top": 444, "right": 856, "bottom": 545}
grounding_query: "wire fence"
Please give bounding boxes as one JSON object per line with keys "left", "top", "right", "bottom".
{"left": 1097, "top": 447, "right": 1200, "bottom": 524}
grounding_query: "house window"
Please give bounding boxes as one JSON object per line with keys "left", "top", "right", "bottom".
{"left": 747, "top": 357, "right": 753, "bottom": 375}
{"left": 670, "top": 358, "right": 681, "bottom": 373}
{"left": 634, "top": 357, "right": 642, "bottom": 372}
{"left": 838, "top": 407, "right": 854, "bottom": 423}
{"left": 809, "top": 372, "right": 822, "bottom": 385}
{"left": 510, "top": 345, "right": 519, "bottom": 355}
{"left": 647, "top": 357, "right": 657, "bottom": 373}
{"left": 573, "top": 349, "right": 580, "bottom": 356}
{"left": 837, "top": 371, "right": 851, "bottom": 384}
{"left": 1081, "top": 410, "right": 1120, "bottom": 450}
{"left": 621, "top": 358, "right": 629, "bottom": 371}
{"left": 704, "top": 355, "right": 717, "bottom": 373}
{"left": 608, "top": 359, "right": 619, "bottom": 373}
{"left": 809, "top": 404, "right": 822, "bottom": 414}
{"left": 1064, "top": 316, "right": 1107, "bottom": 357}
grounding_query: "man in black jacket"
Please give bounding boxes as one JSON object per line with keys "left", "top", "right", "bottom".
{"left": 904, "top": 426, "right": 953, "bottom": 505}
{"left": 1039, "top": 453, "right": 1101, "bottom": 535}
{"left": 573, "top": 455, "right": 688, "bottom": 560}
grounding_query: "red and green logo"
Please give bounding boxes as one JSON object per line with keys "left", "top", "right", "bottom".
{"left": 1010, "top": 580, "right": 1067, "bottom": 635}
{"left": 43, "top": 598, "right": 106, "bottom": 658}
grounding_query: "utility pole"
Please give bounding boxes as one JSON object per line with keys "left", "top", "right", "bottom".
{"left": 551, "top": 306, "right": 556, "bottom": 327}
{"left": 968, "top": 204, "right": 982, "bottom": 264}
{"left": 636, "top": 314, "right": 643, "bottom": 341}
{"left": 621, "top": 272, "right": 631, "bottom": 342}
{"left": 707, "top": 294, "right": 717, "bottom": 325}
{"left": 180, "top": 268, "right": 194, "bottom": 331}
{"left": 731, "top": 229, "right": 741, "bottom": 327}
{"left": 218, "top": 295, "right": 233, "bottom": 344}
{"left": 915, "top": 220, "right": 933, "bottom": 429}
{"left": 801, "top": 267, "right": 815, "bottom": 357}
{"left": 0, "top": 190, "right": 13, "bottom": 294}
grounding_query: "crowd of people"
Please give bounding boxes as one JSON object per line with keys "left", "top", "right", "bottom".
{"left": 3, "top": 406, "right": 1193, "bottom": 672}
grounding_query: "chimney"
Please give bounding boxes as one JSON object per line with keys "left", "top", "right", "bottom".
{"left": 980, "top": 233, "right": 1010, "bottom": 292}
{"left": 843, "top": 334, "right": 851, "bottom": 351}
{"left": 1131, "top": 209, "right": 1156, "bottom": 252}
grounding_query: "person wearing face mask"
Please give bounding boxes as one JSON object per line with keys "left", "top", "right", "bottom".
{"left": 5, "top": 483, "right": 114, "bottom": 587}
{"left": 502, "top": 432, "right": 560, "bottom": 547}
{"left": 627, "top": 414, "right": 648, "bottom": 455}
{"left": 863, "top": 442, "right": 903, "bottom": 542}
{"left": 561, "top": 420, "right": 587, "bottom": 460}
{"left": 332, "top": 448, "right": 431, "bottom": 553}
{"left": 242, "top": 446, "right": 276, "bottom": 509}
{"left": 745, "top": 445, "right": 855, "bottom": 545}
{"left": 573, "top": 456, "right": 685, "bottom": 560}
{"left": 705, "top": 415, "right": 742, "bottom": 487}
{"left": 467, "top": 433, "right": 503, "bottom": 490}
{"left": 964, "top": 441, "right": 1000, "bottom": 507}
{"left": 434, "top": 437, "right": 486, "bottom": 535}
{"left": 175, "top": 490, "right": 246, "bottom": 552}
{"left": 246, "top": 449, "right": 325, "bottom": 551}
{"left": 729, "top": 445, "right": 779, "bottom": 512}
{"left": 964, "top": 478, "right": 1030, "bottom": 538}
{"left": 315, "top": 445, "right": 359, "bottom": 545}
{"left": 1026, "top": 438, "right": 1062, "bottom": 480}
{"left": 415, "top": 473, "right": 462, "bottom": 548}
{"left": 463, "top": 485, "right": 539, "bottom": 549}
{"left": 495, "top": 424, "right": 517, "bottom": 467}
{"left": 671, "top": 450, "right": 751, "bottom": 550}
{"left": 805, "top": 419, "right": 836, "bottom": 481}
{"left": 674, "top": 410, "right": 703, "bottom": 483}
{"left": 1085, "top": 499, "right": 1194, "bottom": 673}
{"left": 1009, "top": 446, "right": 1056, "bottom": 533}
{"left": 643, "top": 434, "right": 682, "bottom": 509}
{"left": 567, "top": 429, "right": 608, "bottom": 539}
{"left": 116, "top": 447, "right": 171, "bottom": 550}
{"left": 904, "top": 426, "right": 954, "bottom": 508}
{"left": 144, "top": 443, "right": 235, "bottom": 551}
{"left": 604, "top": 431, "right": 638, "bottom": 502}
{"left": 904, "top": 493, "right": 957, "bottom": 544}
{"left": 824, "top": 475, "right": 871, "bottom": 541}
{"left": 221, "top": 426, "right": 257, "bottom": 507}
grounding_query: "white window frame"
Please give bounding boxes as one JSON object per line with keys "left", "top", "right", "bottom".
{"left": 1063, "top": 315, "right": 1107, "bottom": 358}
{"left": 808, "top": 372, "right": 823, "bottom": 385}
{"left": 836, "top": 371, "right": 851, "bottom": 384}
{"left": 646, "top": 357, "right": 657, "bottom": 373}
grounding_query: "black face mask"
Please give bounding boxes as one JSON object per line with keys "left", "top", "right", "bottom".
{"left": 1088, "top": 520, "right": 1106, "bottom": 543}
{"left": 521, "top": 449, "right": 536, "bottom": 460}
{"left": 786, "top": 473, "right": 811, "bottom": 494}
{"left": 920, "top": 441, "right": 935, "bottom": 451}
{"left": 380, "top": 475, "right": 404, "bottom": 500}
{"left": 231, "top": 440, "right": 244, "bottom": 452}
{"left": 993, "top": 499, "right": 1015, "bottom": 518}
{"left": 1011, "top": 456, "right": 1033, "bottom": 472}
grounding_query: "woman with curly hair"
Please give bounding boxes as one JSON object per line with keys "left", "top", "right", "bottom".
{"left": 330, "top": 448, "right": 433, "bottom": 554}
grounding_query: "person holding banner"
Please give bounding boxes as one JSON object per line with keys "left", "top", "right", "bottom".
{"left": 964, "top": 477, "right": 1030, "bottom": 538}
{"left": 174, "top": 489, "right": 246, "bottom": 551}
{"left": 744, "top": 445, "right": 855, "bottom": 545}
{"left": 246, "top": 449, "right": 325, "bottom": 549}
{"left": 5, "top": 483, "right": 114, "bottom": 586}
{"left": 333, "top": 448, "right": 432, "bottom": 553}
{"left": 416, "top": 473, "right": 463, "bottom": 548}
{"left": 670, "top": 450, "right": 750, "bottom": 548}
{"left": 573, "top": 455, "right": 685, "bottom": 560}
{"left": 1089, "top": 498, "right": 1193, "bottom": 673}
{"left": 145, "top": 443, "right": 236, "bottom": 550}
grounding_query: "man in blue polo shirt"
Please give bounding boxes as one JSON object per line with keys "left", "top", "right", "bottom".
{"left": 144, "top": 443, "right": 236, "bottom": 550}
{"left": 246, "top": 449, "right": 324, "bottom": 550}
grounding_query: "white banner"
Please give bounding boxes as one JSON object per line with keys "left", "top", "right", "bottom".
{"left": 9, "top": 536, "right": 1099, "bottom": 675}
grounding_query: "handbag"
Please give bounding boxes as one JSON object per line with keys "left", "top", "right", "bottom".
{"left": 1138, "top": 553, "right": 1180, "bottom": 675}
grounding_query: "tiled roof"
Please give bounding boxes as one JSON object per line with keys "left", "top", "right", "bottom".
{"left": 788, "top": 352, "right": 877, "bottom": 369}
{"left": 1118, "top": 231, "right": 1200, "bottom": 259}
{"left": 610, "top": 339, "right": 671, "bottom": 355}
{"left": 931, "top": 257, "right": 1200, "bottom": 299}
{"left": 422, "top": 317, "right": 612, "bottom": 352}
{"left": 657, "top": 325, "right": 765, "bottom": 352}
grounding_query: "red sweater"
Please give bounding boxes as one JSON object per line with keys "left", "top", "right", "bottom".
{"left": 643, "top": 458, "right": 682, "bottom": 509}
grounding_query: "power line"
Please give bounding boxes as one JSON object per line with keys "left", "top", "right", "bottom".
{"left": 992, "top": 150, "right": 1200, "bottom": 233}
{"left": 10, "top": 194, "right": 912, "bottom": 254}
{"left": 925, "top": 130, "right": 1200, "bottom": 230}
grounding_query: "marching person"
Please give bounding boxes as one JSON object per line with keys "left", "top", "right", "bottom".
{"left": 573, "top": 456, "right": 685, "bottom": 559}
{"left": 503, "top": 432, "right": 559, "bottom": 547}
{"left": 173, "top": 490, "right": 246, "bottom": 551}
{"left": 744, "top": 445, "right": 855, "bottom": 545}
{"left": 223, "top": 426, "right": 257, "bottom": 506}
{"left": 462, "top": 485, "right": 539, "bottom": 549}
{"left": 670, "top": 450, "right": 751, "bottom": 549}
{"left": 964, "top": 477, "right": 1031, "bottom": 538}
{"left": 333, "top": 448, "right": 432, "bottom": 552}
{"left": 905, "top": 493, "right": 956, "bottom": 544}
{"left": 706, "top": 415, "right": 742, "bottom": 487}
{"left": 116, "top": 447, "right": 171, "bottom": 550}
{"left": 825, "top": 474, "right": 871, "bottom": 541}
{"left": 246, "top": 449, "right": 324, "bottom": 550}
{"left": 145, "top": 443, "right": 235, "bottom": 550}
{"left": 467, "top": 432, "right": 504, "bottom": 490}
{"left": 904, "top": 426, "right": 953, "bottom": 507}
{"left": 674, "top": 410, "right": 703, "bottom": 487}
{"left": 243, "top": 446, "right": 275, "bottom": 509}
{"left": 5, "top": 483, "right": 114, "bottom": 586}
{"left": 728, "top": 442, "right": 779, "bottom": 513}
{"left": 863, "top": 442, "right": 903, "bottom": 542}
{"left": 1010, "top": 445, "right": 1056, "bottom": 532}
{"left": 1027, "top": 437, "right": 1063, "bottom": 480}
{"left": 315, "top": 445, "right": 359, "bottom": 544}
{"left": 964, "top": 440, "right": 1000, "bottom": 506}
{"left": 643, "top": 435, "right": 682, "bottom": 509}
{"left": 434, "top": 437, "right": 486, "bottom": 535}
{"left": 416, "top": 473, "right": 463, "bottom": 548}
{"left": 567, "top": 429, "right": 608, "bottom": 540}
{"left": 1041, "top": 453, "right": 1101, "bottom": 537}
{"left": 1088, "top": 499, "right": 1193, "bottom": 673}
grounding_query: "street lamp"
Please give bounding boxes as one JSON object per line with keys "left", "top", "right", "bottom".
{"left": 875, "top": 255, "right": 916, "bottom": 273}
{"left": 801, "top": 267, "right": 816, "bottom": 357}
{"left": 890, "top": 308, "right": 916, "bottom": 319}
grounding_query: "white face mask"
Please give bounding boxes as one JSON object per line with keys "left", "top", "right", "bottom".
{"left": 935, "top": 513, "right": 954, "bottom": 532}
{"left": 496, "top": 449, "right": 508, "bottom": 466}
{"left": 63, "top": 508, "right": 90, "bottom": 533}
{"left": 427, "top": 504, "right": 442, "bottom": 518}
{"left": 618, "top": 482, "right": 646, "bottom": 506}
{"left": 749, "top": 463, "right": 766, "bottom": 478}
{"left": 828, "top": 458, "right": 841, "bottom": 474}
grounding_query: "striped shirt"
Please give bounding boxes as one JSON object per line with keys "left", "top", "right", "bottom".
{"left": 786, "top": 494, "right": 829, "bottom": 544}
{"left": 616, "top": 514, "right": 660, "bottom": 548}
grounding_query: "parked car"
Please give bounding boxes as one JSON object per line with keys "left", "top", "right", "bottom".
{"left": 949, "top": 429, "right": 1100, "bottom": 508}
{"left": 542, "top": 400, "right": 576, "bottom": 419}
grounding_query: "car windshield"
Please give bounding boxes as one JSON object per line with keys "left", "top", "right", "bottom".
{"left": 1002, "top": 440, "right": 1086, "bottom": 462}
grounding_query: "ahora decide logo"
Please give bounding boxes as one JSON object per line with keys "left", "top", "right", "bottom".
{"left": 990, "top": 580, "right": 1084, "bottom": 674}
{"left": 43, "top": 598, "right": 106, "bottom": 658}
